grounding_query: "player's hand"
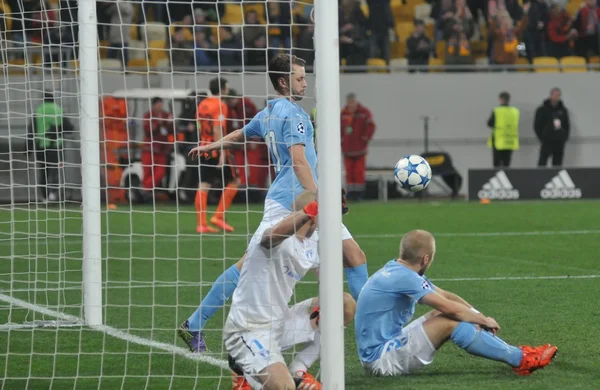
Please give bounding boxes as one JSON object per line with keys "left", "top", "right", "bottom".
{"left": 482, "top": 317, "right": 500, "bottom": 335}
{"left": 217, "top": 153, "right": 226, "bottom": 168}
{"left": 188, "top": 145, "right": 211, "bottom": 160}
{"left": 341, "top": 188, "right": 349, "bottom": 215}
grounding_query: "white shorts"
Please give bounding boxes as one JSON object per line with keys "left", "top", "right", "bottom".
{"left": 260, "top": 199, "right": 354, "bottom": 242}
{"left": 223, "top": 298, "right": 316, "bottom": 376}
{"left": 362, "top": 315, "right": 437, "bottom": 376}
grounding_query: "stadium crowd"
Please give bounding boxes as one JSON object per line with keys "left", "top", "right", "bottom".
{"left": 2, "top": 0, "right": 600, "bottom": 71}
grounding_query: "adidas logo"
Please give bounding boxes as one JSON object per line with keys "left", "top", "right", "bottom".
{"left": 540, "top": 170, "right": 582, "bottom": 199}
{"left": 478, "top": 170, "right": 520, "bottom": 200}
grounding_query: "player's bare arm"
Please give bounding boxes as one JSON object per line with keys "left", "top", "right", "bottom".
{"left": 434, "top": 286, "right": 474, "bottom": 310}
{"left": 420, "top": 292, "right": 499, "bottom": 333}
{"left": 188, "top": 128, "right": 244, "bottom": 159}
{"left": 260, "top": 200, "right": 317, "bottom": 249}
{"left": 290, "top": 144, "right": 317, "bottom": 192}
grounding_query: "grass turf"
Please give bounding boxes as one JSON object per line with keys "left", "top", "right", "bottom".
{"left": 1, "top": 200, "right": 599, "bottom": 389}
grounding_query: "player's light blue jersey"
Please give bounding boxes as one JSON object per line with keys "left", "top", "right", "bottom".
{"left": 242, "top": 98, "right": 317, "bottom": 210}
{"left": 354, "top": 260, "right": 435, "bottom": 363}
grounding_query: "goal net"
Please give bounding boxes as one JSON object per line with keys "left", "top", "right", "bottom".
{"left": 0, "top": 0, "right": 321, "bottom": 388}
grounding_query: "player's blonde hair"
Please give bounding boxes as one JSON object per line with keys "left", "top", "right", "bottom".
{"left": 292, "top": 191, "right": 317, "bottom": 212}
{"left": 399, "top": 230, "right": 436, "bottom": 264}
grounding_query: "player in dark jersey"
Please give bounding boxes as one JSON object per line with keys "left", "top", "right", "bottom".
{"left": 195, "top": 77, "right": 239, "bottom": 233}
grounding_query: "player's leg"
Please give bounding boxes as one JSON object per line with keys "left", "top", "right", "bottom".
{"left": 423, "top": 315, "right": 556, "bottom": 374}
{"left": 256, "top": 363, "right": 296, "bottom": 390}
{"left": 195, "top": 156, "right": 218, "bottom": 233}
{"left": 342, "top": 235, "right": 368, "bottom": 301}
{"left": 355, "top": 155, "right": 367, "bottom": 200}
{"left": 343, "top": 156, "right": 355, "bottom": 199}
{"left": 179, "top": 254, "right": 246, "bottom": 352}
{"left": 210, "top": 152, "right": 238, "bottom": 232}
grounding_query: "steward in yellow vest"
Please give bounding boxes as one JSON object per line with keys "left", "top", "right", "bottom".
{"left": 487, "top": 91, "right": 519, "bottom": 168}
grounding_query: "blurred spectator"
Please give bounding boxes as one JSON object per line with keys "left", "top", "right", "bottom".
{"left": 58, "top": 0, "right": 78, "bottom": 65}
{"left": 218, "top": 26, "right": 243, "bottom": 67}
{"left": 445, "top": 0, "right": 475, "bottom": 40}
{"left": 406, "top": 20, "right": 431, "bottom": 71}
{"left": 226, "top": 89, "right": 266, "bottom": 191}
{"left": 489, "top": 0, "right": 524, "bottom": 23}
{"left": 535, "top": 88, "right": 570, "bottom": 167}
{"left": 367, "top": 0, "right": 395, "bottom": 64}
{"left": 170, "top": 14, "right": 194, "bottom": 42}
{"left": 445, "top": 30, "right": 473, "bottom": 70}
{"left": 28, "top": 92, "right": 74, "bottom": 202}
{"left": 487, "top": 91, "right": 520, "bottom": 168}
{"left": 33, "top": 0, "right": 60, "bottom": 67}
{"left": 570, "top": 0, "right": 600, "bottom": 59}
{"left": 546, "top": 3, "right": 574, "bottom": 59}
{"left": 106, "top": 0, "right": 133, "bottom": 68}
{"left": 294, "top": 23, "right": 315, "bottom": 66}
{"left": 170, "top": 26, "right": 194, "bottom": 68}
{"left": 267, "top": 0, "right": 292, "bottom": 56}
{"left": 339, "top": 0, "right": 369, "bottom": 71}
{"left": 141, "top": 97, "right": 174, "bottom": 193}
{"left": 243, "top": 10, "right": 268, "bottom": 67}
{"left": 341, "top": 93, "right": 376, "bottom": 201}
{"left": 194, "top": 26, "right": 214, "bottom": 67}
{"left": 177, "top": 93, "right": 203, "bottom": 201}
{"left": 195, "top": 0, "right": 224, "bottom": 23}
{"left": 432, "top": 0, "right": 455, "bottom": 40}
{"left": 194, "top": 7, "right": 207, "bottom": 28}
{"left": 142, "top": 0, "right": 166, "bottom": 24}
{"left": 524, "top": 0, "right": 549, "bottom": 61}
{"left": 489, "top": 2, "right": 530, "bottom": 69}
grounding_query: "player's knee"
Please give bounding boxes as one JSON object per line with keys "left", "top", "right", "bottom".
{"left": 343, "top": 292, "right": 356, "bottom": 326}
{"left": 262, "top": 375, "right": 295, "bottom": 390}
{"left": 342, "top": 239, "right": 366, "bottom": 267}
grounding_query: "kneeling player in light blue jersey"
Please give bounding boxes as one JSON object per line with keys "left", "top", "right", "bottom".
{"left": 180, "top": 53, "right": 368, "bottom": 352}
{"left": 355, "top": 230, "right": 557, "bottom": 377}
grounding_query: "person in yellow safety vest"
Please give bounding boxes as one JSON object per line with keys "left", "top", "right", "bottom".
{"left": 486, "top": 91, "right": 520, "bottom": 168}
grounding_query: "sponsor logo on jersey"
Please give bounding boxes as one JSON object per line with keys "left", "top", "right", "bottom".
{"left": 283, "top": 265, "right": 302, "bottom": 281}
{"left": 540, "top": 169, "right": 582, "bottom": 199}
{"left": 296, "top": 122, "right": 305, "bottom": 134}
{"left": 477, "top": 170, "right": 520, "bottom": 200}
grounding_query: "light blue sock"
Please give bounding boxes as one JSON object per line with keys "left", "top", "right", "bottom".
{"left": 187, "top": 265, "right": 240, "bottom": 332}
{"left": 451, "top": 322, "right": 523, "bottom": 367}
{"left": 344, "top": 264, "right": 368, "bottom": 300}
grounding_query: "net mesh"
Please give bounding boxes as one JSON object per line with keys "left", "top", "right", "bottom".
{"left": 0, "top": 0, "right": 316, "bottom": 387}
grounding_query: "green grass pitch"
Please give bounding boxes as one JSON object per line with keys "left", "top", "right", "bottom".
{"left": 1, "top": 200, "right": 600, "bottom": 389}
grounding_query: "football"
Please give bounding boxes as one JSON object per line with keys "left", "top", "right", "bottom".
{"left": 394, "top": 155, "right": 432, "bottom": 192}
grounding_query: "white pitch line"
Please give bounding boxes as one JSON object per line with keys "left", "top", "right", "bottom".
{"left": 0, "top": 292, "right": 229, "bottom": 370}
{"left": 3, "top": 229, "right": 600, "bottom": 248}
{"left": 2, "top": 274, "right": 598, "bottom": 296}
{"left": 432, "top": 274, "right": 600, "bottom": 282}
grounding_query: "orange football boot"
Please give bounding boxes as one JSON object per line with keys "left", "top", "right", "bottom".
{"left": 197, "top": 225, "right": 219, "bottom": 234}
{"left": 211, "top": 217, "right": 235, "bottom": 232}
{"left": 513, "top": 345, "right": 558, "bottom": 376}
{"left": 294, "top": 371, "right": 322, "bottom": 390}
{"left": 232, "top": 372, "right": 252, "bottom": 390}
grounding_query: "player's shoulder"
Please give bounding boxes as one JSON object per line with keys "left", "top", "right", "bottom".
{"left": 269, "top": 98, "right": 303, "bottom": 115}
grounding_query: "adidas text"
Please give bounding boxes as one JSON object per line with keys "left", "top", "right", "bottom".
{"left": 540, "top": 188, "right": 582, "bottom": 199}
{"left": 478, "top": 188, "right": 520, "bottom": 200}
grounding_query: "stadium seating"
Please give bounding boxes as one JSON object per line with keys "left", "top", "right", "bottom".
{"left": 589, "top": 56, "right": 600, "bottom": 70}
{"left": 515, "top": 57, "right": 531, "bottom": 72}
{"left": 533, "top": 57, "right": 560, "bottom": 73}
{"left": 560, "top": 56, "right": 587, "bottom": 73}
{"left": 389, "top": 58, "right": 408, "bottom": 72}
{"left": 566, "top": 1, "right": 583, "bottom": 17}
{"left": 100, "top": 59, "right": 123, "bottom": 71}
{"left": 428, "top": 57, "right": 443, "bottom": 72}
{"left": 367, "top": 58, "right": 387, "bottom": 73}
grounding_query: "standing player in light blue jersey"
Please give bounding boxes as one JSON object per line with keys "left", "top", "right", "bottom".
{"left": 355, "top": 230, "right": 557, "bottom": 377}
{"left": 179, "top": 54, "right": 369, "bottom": 353}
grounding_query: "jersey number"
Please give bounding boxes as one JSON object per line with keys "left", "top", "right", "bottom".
{"left": 265, "top": 130, "right": 282, "bottom": 173}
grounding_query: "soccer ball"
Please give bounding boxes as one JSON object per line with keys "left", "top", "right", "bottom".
{"left": 394, "top": 155, "right": 432, "bottom": 193}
